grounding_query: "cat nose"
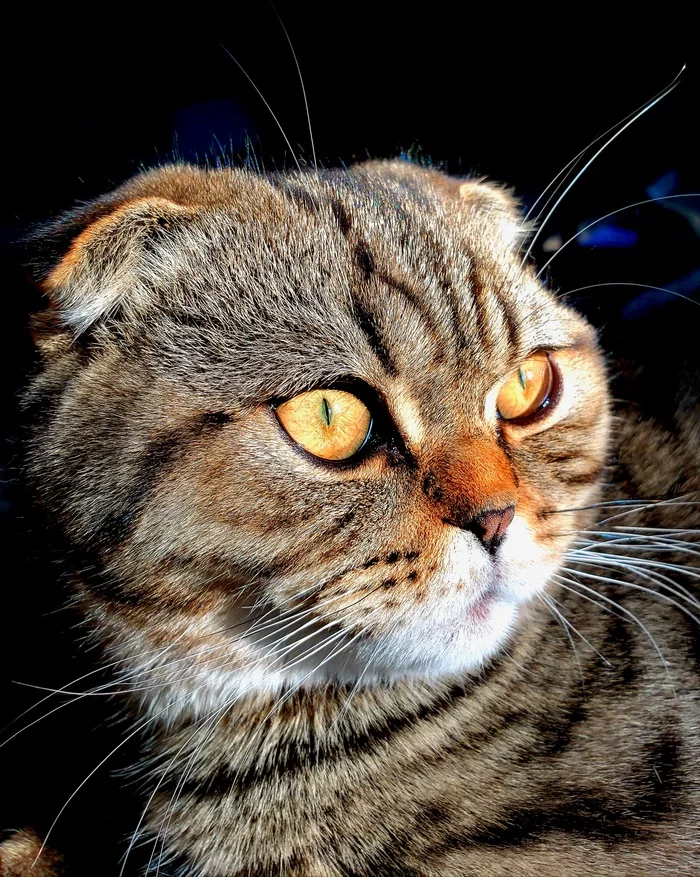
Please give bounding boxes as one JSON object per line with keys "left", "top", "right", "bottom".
{"left": 469, "top": 505, "right": 515, "bottom": 554}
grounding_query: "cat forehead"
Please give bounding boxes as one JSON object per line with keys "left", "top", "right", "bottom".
{"left": 122, "top": 162, "right": 544, "bottom": 314}
{"left": 42, "top": 161, "right": 592, "bottom": 401}
{"left": 140, "top": 164, "right": 582, "bottom": 348}
{"left": 104, "top": 160, "right": 519, "bottom": 262}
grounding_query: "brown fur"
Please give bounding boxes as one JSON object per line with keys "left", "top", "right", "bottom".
{"left": 15, "top": 161, "right": 700, "bottom": 874}
{"left": 0, "top": 831, "right": 62, "bottom": 877}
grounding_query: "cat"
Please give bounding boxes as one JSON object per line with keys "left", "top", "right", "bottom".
{"left": 2, "top": 154, "right": 699, "bottom": 876}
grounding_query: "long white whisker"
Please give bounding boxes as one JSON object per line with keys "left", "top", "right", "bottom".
{"left": 142, "top": 584, "right": 389, "bottom": 871}
{"left": 541, "top": 494, "right": 700, "bottom": 519}
{"left": 219, "top": 43, "right": 302, "bottom": 172}
{"left": 33, "top": 584, "right": 355, "bottom": 868}
{"left": 537, "top": 193, "right": 700, "bottom": 279}
{"left": 556, "top": 572, "right": 674, "bottom": 692}
{"left": 151, "top": 622, "right": 373, "bottom": 875}
{"left": 572, "top": 532, "right": 700, "bottom": 563}
{"left": 521, "top": 65, "right": 685, "bottom": 267}
{"left": 560, "top": 281, "right": 700, "bottom": 310}
{"left": 571, "top": 540, "right": 700, "bottom": 581}
{"left": 521, "top": 65, "right": 686, "bottom": 230}
{"left": 570, "top": 556, "right": 700, "bottom": 618}
{"left": 545, "top": 591, "right": 611, "bottom": 667}
{"left": 571, "top": 536, "right": 700, "bottom": 574}
{"left": 2, "top": 634, "right": 193, "bottom": 733}
{"left": 330, "top": 624, "right": 391, "bottom": 733}
{"left": 125, "top": 695, "right": 239, "bottom": 876}
{"left": 610, "top": 525, "right": 700, "bottom": 534}
{"left": 539, "top": 593, "right": 585, "bottom": 686}
{"left": 272, "top": 4, "right": 317, "bottom": 171}
{"left": 31, "top": 673, "right": 242, "bottom": 868}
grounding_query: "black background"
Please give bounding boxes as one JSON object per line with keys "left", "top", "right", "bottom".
{"left": 1, "top": 8, "right": 698, "bottom": 873}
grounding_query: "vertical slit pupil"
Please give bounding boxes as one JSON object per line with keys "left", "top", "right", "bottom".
{"left": 518, "top": 368, "right": 527, "bottom": 391}
{"left": 322, "top": 397, "right": 333, "bottom": 426}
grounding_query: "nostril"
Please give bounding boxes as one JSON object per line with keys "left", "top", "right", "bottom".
{"left": 473, "top": 506, "right": 515, "bottom": 553}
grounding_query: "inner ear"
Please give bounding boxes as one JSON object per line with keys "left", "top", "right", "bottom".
{"left": 41, "top": 197, "right": 191, "bottom": 336}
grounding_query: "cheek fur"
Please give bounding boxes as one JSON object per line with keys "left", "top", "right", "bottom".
{"left": 495, "top": 514, "right": 561, "bottom": 603}
{"left": 106, "top": 403, "right": 606, "bottom": 689}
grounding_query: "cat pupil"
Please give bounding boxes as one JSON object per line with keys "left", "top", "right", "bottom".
{"left": 518, "top": 368, "right": 527, "bottom": 391}
{"left": 322, "top": 396, "right": 332, "bottom": 426}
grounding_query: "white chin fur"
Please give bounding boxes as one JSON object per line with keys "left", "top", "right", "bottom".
{"left": 336, "top": 515, "right": 555, "bottom": 679}
{"left": 350, "top": 598, "right": 520, "bottom": 678}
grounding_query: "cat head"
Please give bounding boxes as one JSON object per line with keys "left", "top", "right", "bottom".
{"left": 27, "top": 160, "right": 610, "bottom": 714}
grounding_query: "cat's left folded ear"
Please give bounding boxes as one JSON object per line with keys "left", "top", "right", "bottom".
{"left": 27, "top": 165, "right": 220, "bottom": 341}
{"left": 36, "top": 196, "right": 192, "bottom": 337}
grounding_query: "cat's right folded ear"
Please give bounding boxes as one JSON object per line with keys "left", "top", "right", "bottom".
{"left": 33, "top": 193, "right": 192, "bottom": 339}
{"left": 454, "top": 179, "right": 527, "bottom": 249}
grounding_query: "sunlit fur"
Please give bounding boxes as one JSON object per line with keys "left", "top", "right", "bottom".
{"left": 15, "top": 161, "right": 700, "bottom": 875}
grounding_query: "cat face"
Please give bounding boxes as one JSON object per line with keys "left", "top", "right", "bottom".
{"left": 29, "top": 161, "right": 610, "bottom": 715}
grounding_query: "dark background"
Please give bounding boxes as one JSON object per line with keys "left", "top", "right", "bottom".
{"left": 1, "top": 9, "right": 698, "bottom": 874}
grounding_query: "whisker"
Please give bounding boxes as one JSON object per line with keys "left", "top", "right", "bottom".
{"left": 570, "top": 555, "right": 700, "bottom": 617}
{"left": 31, "top": 672, "right": 239, "bottom": 868}
{"left": 330, "top": 619, "right": 394, "bottom": 733}
{"left": 122, "top": 621, "right": 321, "bottom": 877}
{"left": 31, "top": 588, "right": 364, "bottom": 867}
{"left": 542, "top": 495, "right": 699, "bottom": 517}
{"left": 1, "top": 633, "right": 193, "bottom": 733}
{"left": 125, "top": 696, "right": 238, "bottom": 876}
{"left": 272, "top": 3, "right": 317, "bottom": 171}
{"left": 573, "top": 553, "right": 700, "bottom": 583}
{"left": 6, "top": 567, "right": 368, "bottom": 720}
{"left": 556, "top": 572, "right": 675, "bottom": 693}
{"left": 544, "top": 495, "right": 700, "bottom": 525}
{"left": 572, "top": 532, "right": 700, "bottom": 563}
{"left": 133, "top": 585, "right": 389, "bottom": 871}
{"left": 520, "top": 65, "right": 686, "bottom": 232}
{"left": 520, "top": 65, "right": 685, "bottom": 266}
{"left": 537, "top": 193, "right": 700, "bottom": 279}
{"left": 544, "top": 592, "right": 611, "bottom": 667}
{"left": 539, "top": 593, "right": 585, "bottom": 687}
{"left": 609, "top": 525, "right": 700, "bottom": 534}
{"left": 150, "top": 622, "right": 375, "bottom": 876}
{"left": 559, "top": 281, "right": 700, "bottom": 310}
{"left": 219, "top": 43, "right": 302, "bottom": 172}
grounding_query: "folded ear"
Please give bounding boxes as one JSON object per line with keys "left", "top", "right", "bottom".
{"left": 38, "top": 195, "right": 191, "bottom": 337}
{"left": 355, "top": 160, "right": 526, "bottom": 249}
{"left": 454, "top": 179, "right": 525, "bottom": 249}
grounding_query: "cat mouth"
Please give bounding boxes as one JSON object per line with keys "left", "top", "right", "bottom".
{"left": 466, "top": 591, "right": 495, "bottom": 622}
{"left": 461, "top": 583, "right": 499, "bottom": 622}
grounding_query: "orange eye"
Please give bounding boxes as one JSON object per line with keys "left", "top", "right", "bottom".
{"left": 497, "top": 353, "right": 554, "bottom": 422}
{"left": 276, "top": 389, "right": 372, "bottom": 461}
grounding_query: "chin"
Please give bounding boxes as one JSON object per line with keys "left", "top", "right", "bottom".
{"left": 352, "top": 596, "right": 520, "bottom": 680}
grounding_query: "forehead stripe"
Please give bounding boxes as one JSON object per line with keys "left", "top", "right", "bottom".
{"left": 352, "top": 298, "right": 398, "bottom": 376}
{"left": 376, "top": 270, "right": 440, "bottom": 337}
{"left": 493, "top": 289, "right": 521, "bottom": 355}
{"left": 466, "top": 262, "right": 496, "bottom": 363}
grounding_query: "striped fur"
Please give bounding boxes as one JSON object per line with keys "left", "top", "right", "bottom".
{"left": 12, "top": 161, "right": 700, "bottom": 874}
